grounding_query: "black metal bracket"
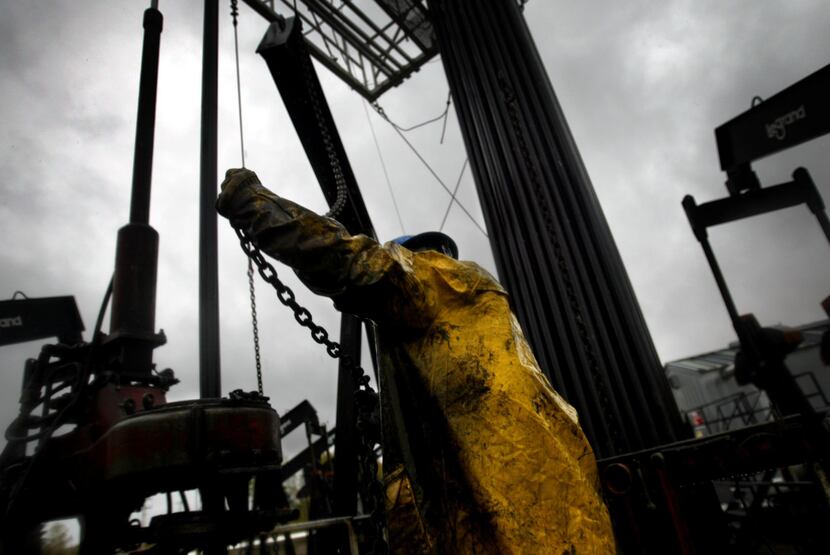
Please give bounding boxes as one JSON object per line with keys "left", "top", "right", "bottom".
{"left": 684, "top": 168, "right": 830, "bottom": 243}
{"left": 715, "top": 63, "right": 830, "bottom": 185}
{"left": 682, "top": 167, "right": 829, "bottom": 416}
{"left": 0, "top": 296, "right": 84, "bottom": 347}
{"left": 684, "top": 64, "right": 830, "bottom": 410}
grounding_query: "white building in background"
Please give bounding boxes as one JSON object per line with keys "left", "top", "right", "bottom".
{"left": 664, "top": 319, "right": 829, "bottom": 437}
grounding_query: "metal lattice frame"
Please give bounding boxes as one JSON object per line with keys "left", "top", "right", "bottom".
{"left": 243, "top": 0, "right": 438, "bottom": 100}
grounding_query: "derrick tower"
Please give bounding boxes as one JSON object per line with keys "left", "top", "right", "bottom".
{"left": 225, "top": 0, "right": 684, "bottom": 457}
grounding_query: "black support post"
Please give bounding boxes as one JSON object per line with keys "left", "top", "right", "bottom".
{"left": 199, "top": 0, "right": 221, "bottom": 398}
{"left": 332, "top": 314, "right": 361, "bottom": 518}
{"left": 430, "top": 0, "right": 683, "bottom": 457}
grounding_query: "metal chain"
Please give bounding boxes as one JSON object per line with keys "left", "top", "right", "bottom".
{"left": 299, "top": 42, "right": 348, "bottom": 218}
{"left": 233, "top": 226, "right": 388, "bottom": 553}
{"left": 247, "top": 258, "right": 264, "bottom": 394}
{"left": 498, "top": 75, "right": 625, "bottom": 453}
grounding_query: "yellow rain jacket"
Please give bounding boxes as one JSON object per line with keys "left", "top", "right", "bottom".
{"left": 217, "top": 169, "right": 616, "bottom": 554}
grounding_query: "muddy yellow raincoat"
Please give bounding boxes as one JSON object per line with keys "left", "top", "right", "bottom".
{"left": 217, "top": 169, "right": 615, "bottom": 554}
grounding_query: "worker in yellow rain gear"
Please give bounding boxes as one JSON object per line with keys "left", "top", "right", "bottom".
{"left": 217, "top": 168, "right": 616, "bottom": 554}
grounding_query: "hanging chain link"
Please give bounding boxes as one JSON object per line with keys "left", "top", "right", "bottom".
{"left": 233, "top": 226, "right": 388, "bottom": 553}
{"left": 498, "top": 75, "right": 624, "bottom": 453}
{"left": 246, "top": 258, "right": 264, "bottom": 394}
{"left": 299, "top": 39, "right": 349, "bottom": 218}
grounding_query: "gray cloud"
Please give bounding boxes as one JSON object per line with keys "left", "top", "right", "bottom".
{"left": 528, "top": 0, "right": 830, "bottom": 361}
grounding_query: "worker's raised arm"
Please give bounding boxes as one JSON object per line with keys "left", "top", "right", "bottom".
{"left": 216, "top": 168, "right": 434, "bottom": 331}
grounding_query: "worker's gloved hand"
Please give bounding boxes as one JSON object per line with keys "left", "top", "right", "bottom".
{"left": 216, "top": 167, "right": 264, "bottom": 221}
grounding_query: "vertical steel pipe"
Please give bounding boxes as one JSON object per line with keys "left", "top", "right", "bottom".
{"left": 199, "top": 0, "right": 221, "bottom": 398}
{"left": 108, "top": 8, "right": 163, "bottom": 377}
{"left": 430, "top": 0, "right": 684, "bottom": 457}
{"left": 129, "top": 8, "right": 163, "bottom": 225}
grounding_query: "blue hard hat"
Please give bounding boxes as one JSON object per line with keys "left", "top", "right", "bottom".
{"left": 392, "top": 232, "right": 458, "bottom": 259}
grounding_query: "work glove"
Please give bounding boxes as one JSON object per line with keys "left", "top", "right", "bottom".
{"left": 216, "top": 167, "right": 264, "bottom": 222}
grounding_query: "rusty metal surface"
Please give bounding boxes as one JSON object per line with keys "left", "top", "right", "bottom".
{"left": 81, "top": 398, "right": 281, "bottom": 488}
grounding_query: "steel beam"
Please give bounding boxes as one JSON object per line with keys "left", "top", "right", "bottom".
{"left": 257, "top": 17, "right": 376, "bottom": 237}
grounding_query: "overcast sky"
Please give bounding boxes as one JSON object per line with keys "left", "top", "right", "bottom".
{"left": 1, "top": 0, "right": 829, "bottom": 461}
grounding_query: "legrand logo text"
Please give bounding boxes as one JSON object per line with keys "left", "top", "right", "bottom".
{"left": 765, "top": 105, "right": 806, "bottom": 141}
{"left": 0, "top": 316, "right": 23, "bottom": 328}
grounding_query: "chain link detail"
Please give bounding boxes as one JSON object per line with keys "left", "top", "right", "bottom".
{"left": 233, "top": 226, "right": 388, "bottom": 553}
{"left": 299, "top": 41, "right": 349, "bottom": 219}
{"left": 246, "top": 258, "right": 264, "bottom": 395}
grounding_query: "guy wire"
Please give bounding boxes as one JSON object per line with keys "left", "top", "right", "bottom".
{"left": 363, "top": 99, "right": 406, "bottom": 235}
{"left": 375, "top": 105, "right": 488, "bottom": 238}
{"left": 439, "top": 158, "right": 468, "bottom": 232}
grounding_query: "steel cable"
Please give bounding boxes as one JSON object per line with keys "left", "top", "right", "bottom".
{"left": 363, "top": 99, "right": 406, "bottom": 235}
{"left": 373, "top": 104, "right": 488, "bottom": 238}
{"left": 439, "top": 158, "right": 468, "bottom": 232}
